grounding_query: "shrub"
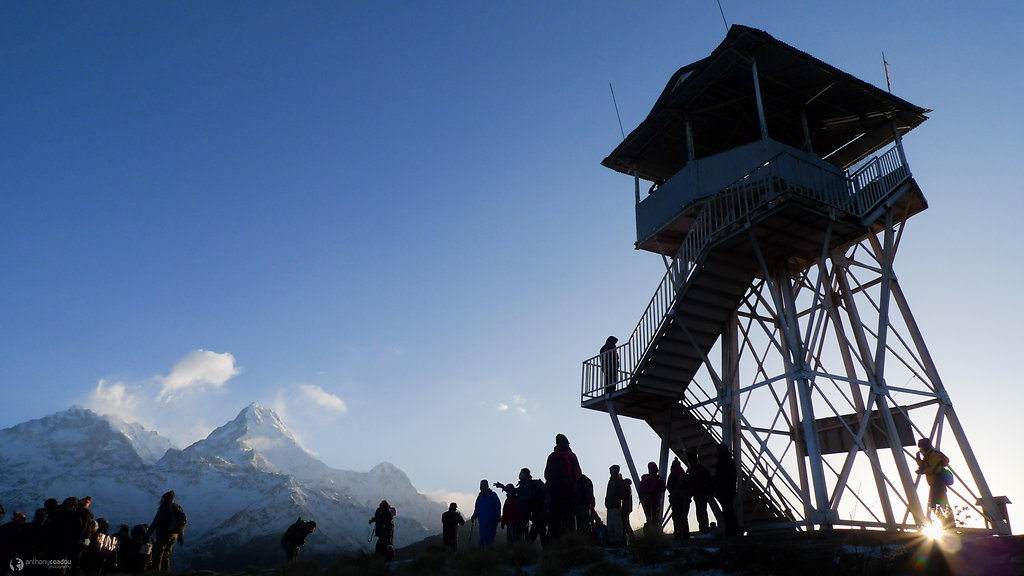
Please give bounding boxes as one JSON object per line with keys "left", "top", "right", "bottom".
{"left": 538, "top": 534, "right": 602, "bottom": 576}
{"left": 324, "top": 552, "right": 389, "bottom": 576}
{"left": 449, "top": 545, "right": 510, "bottom": 576}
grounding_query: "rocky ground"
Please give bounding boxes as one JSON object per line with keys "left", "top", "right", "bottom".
{"left": 194, "top": 529, "right": 1024, "bottom": 576}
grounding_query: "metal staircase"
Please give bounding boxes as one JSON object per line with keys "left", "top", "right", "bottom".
{"left": 582, "top": 143, "right": 925, "bottom": 530}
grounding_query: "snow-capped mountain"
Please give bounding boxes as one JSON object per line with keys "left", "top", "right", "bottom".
{"left": 0, "top": 404, "right": 446, "bottom": 568}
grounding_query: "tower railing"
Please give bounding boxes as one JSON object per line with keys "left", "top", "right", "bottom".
{"left": 581, "top": 143, "right": 910, "bottom": 401}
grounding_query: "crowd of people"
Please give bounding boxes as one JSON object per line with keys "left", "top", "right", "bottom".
{"left": 427, "top": 433, "right": 745, "bottom": 559}
{"left": 2, "top": 430, "right": 959, "bottom": 567}
{"left": 0, "top": 490, "right": 186, "bottom": 575}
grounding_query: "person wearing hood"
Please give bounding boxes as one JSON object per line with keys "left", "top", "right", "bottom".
{"left": 637, "top": 461, "right": 666, "bottom": 535}
{"left": 604, "top": 465, "right": 627, "bottom": 545}
{"left": 544, "top": 433, "right": 582, "bottom": 539}
{"left": 470, "top": 480, "right": 501, "bottom": 547}
{"left": 599, "top": 336, "right": 620, "bottom": 393}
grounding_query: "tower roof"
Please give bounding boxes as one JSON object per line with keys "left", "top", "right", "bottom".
{"left": 603, "top": 25, "right": 930, "bottom": 181}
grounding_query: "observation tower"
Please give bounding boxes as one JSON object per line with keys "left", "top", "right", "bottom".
{"left": 582, "top": 25, "right": 1010, "bottom": 534}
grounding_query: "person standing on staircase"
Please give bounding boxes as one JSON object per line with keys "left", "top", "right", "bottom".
{"left": 600, "top": 336, "right": 620, "bottom": 393}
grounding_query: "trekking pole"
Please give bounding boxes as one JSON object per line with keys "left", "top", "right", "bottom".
{"left": 468, "top": 518, "right": 476, "bottom": 547}
{"left": 367, "top": 525, "right": 374, "bottom": 543}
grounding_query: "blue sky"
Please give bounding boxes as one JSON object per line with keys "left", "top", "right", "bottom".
{"left": 2, "top": 2, "right": 1022, "bottom": 532}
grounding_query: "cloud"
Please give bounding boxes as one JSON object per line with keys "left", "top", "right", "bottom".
{"left": 298, "top": 384, "right": 347, "bottom": 413}
{"left": 157, "top": 350, "right": 241, "bottom": 402}
{"left": 86, "top": 379, "right": 147, "bottom": 425}
{"left": 424, "top": 489, "right": 477, "bottom": 511}
{"left": 495, "top": 395, "right": 530, "bottom": 419}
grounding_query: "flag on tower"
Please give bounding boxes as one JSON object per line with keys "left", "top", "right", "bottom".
{"left": 883, "top": 52, "right": 892, "bottom": 92}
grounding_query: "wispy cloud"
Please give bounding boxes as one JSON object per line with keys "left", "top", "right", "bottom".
{"left": 157, "top": 350, "right": 241, "bottom": 402}
{"left": 299, "top": 384, "right": 347, "bottom": 413}
{"left": 86, "top": 379, "right": 148, "bottom": 427}
{"left": 424, "top": 489, "right": 477, "bottom": 512}
{"left": 495, "top": 394, "right": 530, "bottom": 419}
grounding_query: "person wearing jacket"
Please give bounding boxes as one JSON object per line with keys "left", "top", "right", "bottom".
{"left": 440, "top": 503, "right": 465, "bottom": 551}
{"left": 666, "top": 458, "right": 691, "bottom": 539}
{"left": 637, "top": 462, "right": 666, "bottom": 535}
{"left": 915, "top": 438, "right": 954, "bottom": 529}
{"left": 470, "top": 480, "right": 501, "bottom": 547}
{"left": 147, "top": 491, "right": 185, "bottom": 571}
{"left": 369, "top": 500, "right": 396, "bottom": 561}
{"left": 544, "top": 433, "right": 582, "bottom": 539}
{"left": 687, "top": 452, "right": 714, "bottom": 534}
{"left": 604, "top": 466, "right": 626, "bottom": 545}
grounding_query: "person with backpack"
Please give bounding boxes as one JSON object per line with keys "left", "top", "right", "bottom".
{"left": 514, "top": 468, "right": 547, "bottom": 544}
{"left": 915, "top": 438, "right": 955, "bottom": 529}
{"left": 440, "top": 503, "right": 465, "bottom": 551}
{"left": 470, "top": 480, "right": 501, "bottom": 548}
{"left": 147, "top": 490, "right": 186, "bottom": 571}
{"left": 573, "top": 473, "right": 595, "bottom": 537}
{"left": 621, "top": 476, "right": 635, "bottom": 545}
{"left": 369, "top": 500, "right": 396, "bottom": 561}
{"left": 544, "top": 433, "right": 582, "bottom": 539}
{"left": 280, "top": 517, "right": 316, "bottom": 561}
{"left": 666, "top": 457, "right": 692, "bottom": 539}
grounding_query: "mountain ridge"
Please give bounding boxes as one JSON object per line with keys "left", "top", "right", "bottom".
{"left": 0, "top": 403, "right": 445, "bottom": 568}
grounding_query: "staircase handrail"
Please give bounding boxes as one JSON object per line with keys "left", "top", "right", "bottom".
{"left": 584, "top": 144, "right": 909, "bottom": 397}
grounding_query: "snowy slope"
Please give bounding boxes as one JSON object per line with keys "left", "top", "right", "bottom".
{"left": 0, "top": 404, "right": 445, "bottom": 567}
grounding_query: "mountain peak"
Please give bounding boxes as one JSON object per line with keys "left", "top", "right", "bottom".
{"left": 185, "top": 403, "right": 326, "bottom": 479}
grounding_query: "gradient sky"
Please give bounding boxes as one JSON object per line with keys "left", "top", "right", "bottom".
{"left": 2, "top": 2, "right": 1021, "bottom": 532}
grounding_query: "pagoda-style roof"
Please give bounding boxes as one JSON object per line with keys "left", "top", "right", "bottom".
{"left": 603, "top": 25, "right": 931, "bottom": 182}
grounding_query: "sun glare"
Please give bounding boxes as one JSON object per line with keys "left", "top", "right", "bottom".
{"left": 922, "top": 521, "right": 945, "bottom": 540}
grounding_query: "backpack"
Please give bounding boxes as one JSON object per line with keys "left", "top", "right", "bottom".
{"left": 938, "top": 465, "right": 954, "bottom": 487}
{"left": 169, "top": 504, "right": 187, "bottom": 534}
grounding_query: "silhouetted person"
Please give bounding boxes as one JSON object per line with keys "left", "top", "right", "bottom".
{"left": 915, "top": 438, "right": 954, "bottom": 529}
{"left": 369, "top": 500, "right": 396, "bottom": 561}
{"left": 70, "top": 496, "right": 94, "bottom": 576}
{"left": 0, "top": 512, "right": 30, "bottom": 575}
{"left": 621, "top": 476, "right": 635, "bottom": 544}
{"left": 147, "top": 490, "right": 186, "bottom": 571}
{"left": 600, "top": 336, "right": 620, "bottom": 392}
{"left": 604, "top": 465, "right": 626, "bottom": 545}
{"left": 666, "top": 457, "right": 691, "bottom": 539}
{"left": 494, "top": 482, "right": 521, "bottom": 543}
{"left": 281, "top": 517, "right": 316, "bottom": 561}
{"left": 515, "top": 468, "right": 547, "bottom": 543}
{"left": 544, "top": 433, "right": 582, "bottom": 539}
{"left": 688, "top": 452, "right": 713, "bottom": 534}
{"left": 714, "top": 443, "right": 741, "bottom": 536}
{"left": 637, "top": 462, "right": 666, "bottom": 535}
{"left": 441, "top": 503, "right": 465, "bottom": 551}
{"left": 470, "top": 480, "right": 501, "bottom": 547}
